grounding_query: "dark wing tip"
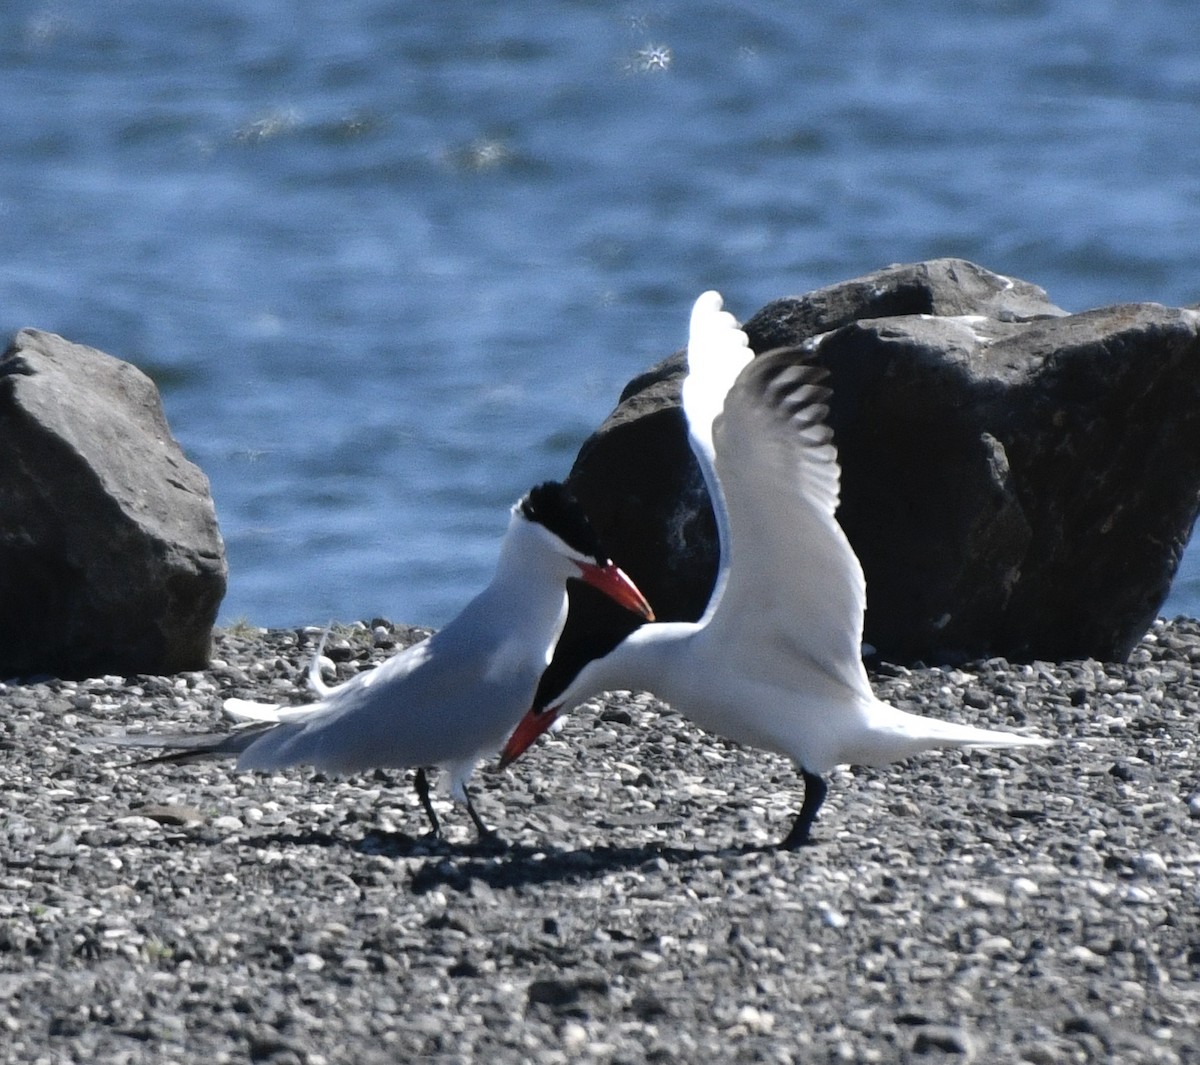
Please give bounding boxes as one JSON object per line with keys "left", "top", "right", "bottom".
{"left": 741, "top": 348, "right": 837, "bottom": 448}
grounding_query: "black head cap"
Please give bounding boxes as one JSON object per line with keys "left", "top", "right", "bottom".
{"left": 519, "top": 481, "right": 607, "bottom": 565}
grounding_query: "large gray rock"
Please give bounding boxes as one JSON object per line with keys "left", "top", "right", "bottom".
{"left": 0, "top": 329, "right": 227, "bottom": 678}
{"left": 564, "top": 260, "right": 1200, "bottom": 664}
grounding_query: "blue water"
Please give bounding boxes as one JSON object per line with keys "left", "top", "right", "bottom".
{"left": 3, "top": 1, "right": 1200, "bottom": 628}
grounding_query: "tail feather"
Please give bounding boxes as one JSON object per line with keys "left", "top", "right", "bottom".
{"left": 840, "top": 702, "right": 1054, "bottom": 771}
{"left": 918, "top": 718, "right": 1053, "bottom": 750}
{"left": 307, "top": 622, "right": 335, "bottom": 696}
{"left": 892, "top": 710, "right": 1051, "bottom": 753}
{"left": 98, "top": 723, "right": 276, "bottom": 766}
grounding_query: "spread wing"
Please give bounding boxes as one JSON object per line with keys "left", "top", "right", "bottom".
{"left": 686, "top": 323, "right": 873, "bottom": 700}
{"left": 680, "top": 291, "right": 755, "bottom": 620}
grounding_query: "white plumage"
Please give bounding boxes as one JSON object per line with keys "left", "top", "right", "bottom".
{"left": 114, "top": 482, "right": 652, "bottom": 839}
{"left": 503, "top": 293, "right": 1050, "bottom": 846}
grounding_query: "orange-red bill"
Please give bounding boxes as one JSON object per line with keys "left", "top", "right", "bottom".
{"left": 499, "top": 562, "right": 649, "bottom": 769}
{"left": 499, "top": 705, "right": 562, "bottom": 768}
{"left": 576, "top": 561, "right": 654, "bottom": 621}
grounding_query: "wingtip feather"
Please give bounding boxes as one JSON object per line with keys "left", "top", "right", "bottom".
{"left": 222, "top": 698, "right": 283, "bottom": 724}
{"left": 685, "top": 290, "right": 753, "bottom": 400}
{"left": 688, "top": 291, "right": 746, "bottom": 352}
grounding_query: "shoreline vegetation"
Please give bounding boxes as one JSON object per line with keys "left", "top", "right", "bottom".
{"left": 1, "top": 617, "right": 1197, "bottom": 1062}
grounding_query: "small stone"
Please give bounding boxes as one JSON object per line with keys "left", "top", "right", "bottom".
{"left": 1068, "top": 946, "right": 1105, "bottom": 970}
{"left": 1133, "top": 852, "right": 1168, "bottom": 876}
{"left": 114, "top": 815, "right": 162, "bottom": 829}
{"left": 599, "top": 707, "right": 633, "bottom": 725}
{"left": 527, "top": 977, "right": 604, "bottom": 1011}
{"left": 976, "top": 935, "right": 1013, "bottom": 956}
{"left": 965, "top": 886, "right": 1006, "bottom": 908}
{"left": 819, "top": 903, "right": 848, "bottom": 929}
{"left": 736, "top": 1005, "right": 775, "bottom": 1034}
{"left": 911, "top": 1026, "right": 972, "bottom": 1055}
{"left": 46, "top": 832, "right": 77, "bottom": 855}
{"left": 561, "top": 1023, "right": 588, "bottom": 1052}
{"left": 131, "top": 804, "right": 205, "bottom": 827}
{"left": 962, "top": 689, "right": 991, "bottom": 710}
{"left": 1109, "top": 761, "right": 1146, "bottom": 782}
{"left": 1019, "top": 1044, "right": 1061, "bottom": 1065}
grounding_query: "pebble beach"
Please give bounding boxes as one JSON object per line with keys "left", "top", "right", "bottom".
{"left": 2, "top": 619, "right": 1198, "bottom": 1063}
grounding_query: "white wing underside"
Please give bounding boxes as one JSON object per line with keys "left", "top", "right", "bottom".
{"left": 681, "top": 291, "right": 754, "bottom": 618}
{"left": 683, "top": 292, "right": 874, "bottom": 702}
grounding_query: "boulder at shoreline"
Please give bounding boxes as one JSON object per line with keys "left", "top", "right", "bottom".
{"left": 0, "top": 329, "right": 227, "bottom": 679}
{"left": 566, "top": 260, "right": 1200, "bottom": 664}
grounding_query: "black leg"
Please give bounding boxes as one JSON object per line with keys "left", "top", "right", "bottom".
{"left": 414, "top": 768, "right": 441, "bottom": 838}
{"left": 779, "top": 770, "right": 827, "bottom": 849}
{"left": 462, "top": 785, "right": 496, "bottom": 842}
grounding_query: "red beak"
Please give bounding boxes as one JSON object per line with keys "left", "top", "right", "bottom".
{"left": 500, "top": 704, "right": 563, "bottom": 767}
{"left": 498, "top": 562, "right": 650, "bottom": 770}
{"left": 575, "top": 560, "right": 654, "bottom": 621}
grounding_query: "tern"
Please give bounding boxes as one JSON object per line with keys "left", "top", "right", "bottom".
{"left": 113, "top": 481, "right": 653, "bottom": 840}
{"left": 501, "top": 293, "right": 1050, "bottom": 847}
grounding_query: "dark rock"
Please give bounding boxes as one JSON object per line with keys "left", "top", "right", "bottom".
{"left": 565, "top": 259, "right": 1200, "bottom": 663}
{"left": 631, "top": 992, "right": 671, "bottom": 1020}
{"left": 527, "top": 974, "right": 610, "bottom": 1016}
{"left": 599, "top": 707, "right": 633, "bottom": 725}
{"left": 0, "top": 329, "right": 226, "bottom": 679}
{"left": 747, "top": 257, "right": 1066, "bottom": 346}
{"left": 1109, "top": 760, "right": 1148, "bottom": 783}
{"left": 911, "top": 1025, "right": 973, "bottom": 1056}
{"left": 129, "top": 803, "right": 205, "bottom": 827}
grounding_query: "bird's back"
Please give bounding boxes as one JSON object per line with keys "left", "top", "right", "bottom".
{"left": 237, "top": 584, "right": 554, "bottom": 775}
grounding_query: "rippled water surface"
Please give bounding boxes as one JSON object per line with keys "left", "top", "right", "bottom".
{"left": 3, "top": 1, "right": 1199, "bottom": 627}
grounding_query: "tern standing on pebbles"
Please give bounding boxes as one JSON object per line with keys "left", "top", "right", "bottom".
{"left": 502, "top": 293, "right": 1051, "bottom": 847}
{"left": 112, "top": 482, "right": 653, "bottom": 840}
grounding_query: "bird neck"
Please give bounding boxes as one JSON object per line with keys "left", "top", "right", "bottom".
{"left": 485, "top": 518, "right": 573, "bottom": 644}
{"left": 554, "top": 622, "right": 699, "bottom": 713}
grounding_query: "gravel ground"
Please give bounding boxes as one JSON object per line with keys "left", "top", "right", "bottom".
{"left": 2, "top": 617, "right": 1198, "bottom": 1064}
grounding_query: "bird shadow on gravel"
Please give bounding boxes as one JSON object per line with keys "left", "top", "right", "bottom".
{"left": 401, "top": 839, "right": 760, "bottom": 895}
{"left": 244, "top": 825, "right": 762, "bottom": 894}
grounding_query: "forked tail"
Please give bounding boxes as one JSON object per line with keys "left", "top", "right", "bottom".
{"left": 99, "top": 722, "right": 277, "bottom": 766}
{"left": 845, "top": 702, "right": 1054, "bottom": 769}
{"left": 919, "top": 716, "right": 1052, "bottom": 750}
{"left": 889, "top": 704, "right": 1053, "bottom": 756}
